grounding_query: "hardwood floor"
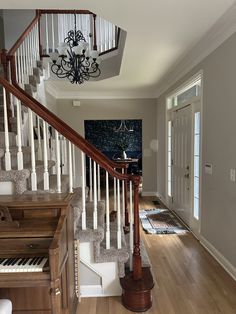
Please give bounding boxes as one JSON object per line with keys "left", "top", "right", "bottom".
{"left": 76, "top": 196, "right": 236, "bottom": 314}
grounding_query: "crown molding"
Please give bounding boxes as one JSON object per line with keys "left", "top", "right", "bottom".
{"left": 155, "top": 3, "right": 236, "bottom": 98}
{"left": 45, "top": 81, "right": 157, "bottom": 99}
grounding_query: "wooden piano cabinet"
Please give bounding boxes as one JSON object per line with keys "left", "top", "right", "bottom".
{"left": 0, "top": 192, "right": 78, "bottom": 314}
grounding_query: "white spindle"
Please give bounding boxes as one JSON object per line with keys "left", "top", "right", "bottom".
{"left": 122, "top": 169, "right": 125, "bottom": 226}
{"left": 16, "top": 99, "right": 23, "bottom": 170}
{"left": 3, "top": 88, "right": 11, "bottom": 170}
{"left": 29, "top": 109, "right": 37, "bottom": 190}
{"left": 81, "top": 152, "right": 86, "bottom": 230}
{"left": 61, "top": 137, "right": 68, "bottom": 174}
{"left": 93, "top": 161, "right": 98, "bottom": 229}
{"left": 22, "top": 41, "right": 28, "bottom": 84}
{"left": 68, "top": 141, "right": 73, "bottom": 193}
{"left": 19, "top": 45, "right": 24, "bottom": 87}
{"left": 72, "top": 144, "right": 76, "bottom": 187}
{"left": 89, "top": 157, "right": 93, "bottom": 201}
{"left": 51, "top": 14, "right": 55, "bottom": 52}
{"left": 113, "top": 176, "right": 117, "bottom": 212}
{"left": 97, "top": 164, "right": 101, "bottom": 201}
{"left": 55, "top": 130, "right": 61, "bottom": 193}
{"left": 43, "top": 121, "right": 49, "bottom": 190}
{"left": 117, "top": 179, "right": 122, "bottom": 249}
{"left": 45, "top": 14, "right": 49, "bottom": 54}
{"left": 105, "top": 171, "right": 110, "bottom": 249}
{"left": 129, "top": 181, "right": 134, "bottom": 270}
{"left": 37, "top": 116, "right": 42, "bottom": 160}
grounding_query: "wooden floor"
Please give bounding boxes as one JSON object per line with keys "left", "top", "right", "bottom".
{"left": 76, "top": 196, "right": 236, "bottom": 314}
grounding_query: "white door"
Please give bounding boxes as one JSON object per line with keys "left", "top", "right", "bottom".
{"left": 172, "top": 105, "right": 192, "bottom": 226}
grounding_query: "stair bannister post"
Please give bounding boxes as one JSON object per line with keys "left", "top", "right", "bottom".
{"left": 92, "top": 14, "right": 97, "bottom": 51}
{"left": 132, "top": 175, "right": 142, "bottom": 280}
{"left": 36, "top": 10, "right": 43, "bottom": 58}
{"left": 1, "top": 49, "right": 12, "bottom": 131}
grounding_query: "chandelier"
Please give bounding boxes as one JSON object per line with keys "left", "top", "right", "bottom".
{"left": 49, "top": 13, "right": 101, "bottom": 84}
{"left": 114, "top": 120, "right": 134, "bottom": 133}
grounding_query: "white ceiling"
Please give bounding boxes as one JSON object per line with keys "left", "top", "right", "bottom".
{"left": 1, "top": 0, "right": 236, "bottom": 97}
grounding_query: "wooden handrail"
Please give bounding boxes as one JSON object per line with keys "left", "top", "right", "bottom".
{"left": 38, "top": 9, "right": 93, "bottom": 15}
{"left": 0, "top": 74, "right": 135, "bottom": 182}
{"left": 7, "top": 15, "right": 40, "bottom": 56}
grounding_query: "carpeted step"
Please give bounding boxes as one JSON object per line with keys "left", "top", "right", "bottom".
{"left": 74, "top": 201, "right": 105, "bottom": 243}
{"left": 0, "top": 168, "right": 30, "bottom": 194}
{"left": 94, "top": 223, "right": 129, "bottom": 277}
{"left": 24, "top": 174, "right": 70, "bottom": 195}
{"left": 0, "top": 131, "right": 16, "bottom": 147}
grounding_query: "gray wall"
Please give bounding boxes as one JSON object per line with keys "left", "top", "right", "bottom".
{"left": 57, "top": 98, "right": 157, "bottom": 193}
{"left": 156, "top": 33, "right": 236, "bottom": 269}
{"left": 0, "top": 10, "right": 5, "bottom": 50}
{"left": 2, "top": 10, "right": 35, "bottom": 50}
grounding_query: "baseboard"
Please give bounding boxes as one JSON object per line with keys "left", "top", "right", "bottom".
{"left": 141, "top": 191, "right": 159, "bottom": 197}
{"left": 200, "top": 236, "right": 236, "bottom": 281}
{"left": 80, "top": 285, "right": 103, "bottom": 297}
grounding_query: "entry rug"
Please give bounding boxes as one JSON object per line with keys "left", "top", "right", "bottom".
{"left": 139, "top": 209, "right": 189, "bottom": 234}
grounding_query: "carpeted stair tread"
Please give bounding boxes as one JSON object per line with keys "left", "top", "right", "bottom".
{"left": 0, "top": 168, "right": 30, "bottom": 194}
{"left": 75, "top": 201, "right": 105, "bottom": 243}
{"left": 24, "top": 174, "right": 70, "bottom": 194}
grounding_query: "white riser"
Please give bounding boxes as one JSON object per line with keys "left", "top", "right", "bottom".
{"left": 0, "top": 182, "right": 15, "bottom": 195}
{"left": 80, "top": 242, "right": 122, "bottom": 297}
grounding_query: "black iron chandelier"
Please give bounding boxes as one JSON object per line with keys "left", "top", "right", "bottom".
{"left": 49, "top": 13, "right": 101, "bottom": 84}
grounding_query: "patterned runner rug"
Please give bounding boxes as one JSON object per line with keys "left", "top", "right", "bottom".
{"left": 139, "top": 208, "right": 189, "bottom": 234}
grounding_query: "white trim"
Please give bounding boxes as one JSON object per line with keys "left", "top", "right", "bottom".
{"left": 156, "top": 3, "right": 236, "bottom": 98}
{"left": 80, "top": 285, "right": 103, "bottom": 297}
{"left": 141, "top": 191, "right": 159, "bottom": 197}
{"left": 200, "top": 236, "right": 236, "bottom": 281}
{"left": 45, "top": 81, "right": 157, "bottom": 99}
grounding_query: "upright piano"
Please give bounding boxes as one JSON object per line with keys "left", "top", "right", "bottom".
{"left": 0, "top": 192, "right": 78, "bottom": 314}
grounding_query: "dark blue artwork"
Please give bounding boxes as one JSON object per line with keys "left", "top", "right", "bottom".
{"left": 84, "top": 119, "right": 142, "bottom": 161}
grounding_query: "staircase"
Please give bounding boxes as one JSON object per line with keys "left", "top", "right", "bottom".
{"left": 0, "top": 9, "right": 154, "bottom": 313}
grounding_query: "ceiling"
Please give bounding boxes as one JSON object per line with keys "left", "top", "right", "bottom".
{"left": 1, "top": 0, "right": 236, "bottom": 97}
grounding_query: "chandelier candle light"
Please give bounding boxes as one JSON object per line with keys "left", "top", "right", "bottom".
{"left": 49, "top": 13, "right": 101, "bottom": 84}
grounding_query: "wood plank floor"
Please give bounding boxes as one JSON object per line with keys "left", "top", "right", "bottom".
{"left": 76, "top": 196, "right": 236, "bottom": 314}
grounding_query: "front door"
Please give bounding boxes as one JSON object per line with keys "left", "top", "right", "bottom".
{"left": 172, "top": 105, "right": 192, "bottom": 226}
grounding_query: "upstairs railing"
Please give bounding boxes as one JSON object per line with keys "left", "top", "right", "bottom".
{"left": 37, "top": 10, "right": 120, "bottom": 57}
{"left": 0, "top": 9, "right": 142, "bottom": 281}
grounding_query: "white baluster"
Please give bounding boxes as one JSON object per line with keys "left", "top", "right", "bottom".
{"left": 43, "top": 121, "right": 49, "bottom": 190}
{"left": 45, "top": 14, "right": 49, "bottom": 54}
{"left": 19, "top": 45, "right": 24, "bottom": 87}
{"left": 113, "top": 176, "right": 117, "bottom": 212}
{"left": 81, "top": 152, "right": 86, "bottom": 230}
{"left": 72, "top": 144, "right": 76, "bottom": 187}
{"left": 16, "top": 99, "right": 23, "bottom": 170}
{"left": 93, "top": 161, "right": 98, "bottom": 229}
{"left": 37, "top": 116, "right": 42, "bottom": 160}
{"left": 122, "top": 169, "right": 125, "bottom": 226}
{"left": 61, "top": 137, "right": 68, "bottom": 174}
{"left": 29, "top": 109, "right": 37, "bottom": 190}
{"left": 117, "top": 178, "right": 121, "bottom": 249}
{"left": 106, "top": 171, "right": 110, "bottom": 249}
{"left": 3, "top": 88, "right": 11, "bottom": 170}
{"left": 89, "top": 157, "right": 93, "bottom": 201}
{"left": 22, "top": 41, "right": 28, "bottom": 84}
{"left": 129, "top": 181, "right": 133, "bottom": 270}
{"left": 68, "top": 141, "right": 73, "bottom": 193}
{"left": 51, "top": 14, "right": 55, "bottom": 52}
{"left": 97, "top": 164, "right": 101, "bottom": 201}
{"left": 55, "top": 130, "right": 61, "bottom": 193}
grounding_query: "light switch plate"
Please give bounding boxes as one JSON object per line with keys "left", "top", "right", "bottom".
{"left": 205, "top": 163, "right": 212, "bottom": 175}
{"left": 230, "top": 169, "right": 235, "bottom": 182}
